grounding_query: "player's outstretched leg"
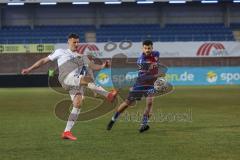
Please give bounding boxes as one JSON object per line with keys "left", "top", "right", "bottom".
{"left": 107, "top": 100, "right": 131, "bottom": 130}
{"left": 107, "top": 119, "right": 116, "bottom": 130}
{"left": 107, "top": 110, "right": 121, "bottom": 130}
{"left": 80, "top": 76, "right": 118, "bottom": 102}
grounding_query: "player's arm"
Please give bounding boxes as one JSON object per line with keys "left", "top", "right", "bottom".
{"left": 155, "top": 62, "right": 167, "bottom": 77}
{"left": 21, "top": 57, "right": 51, "bottom": 75}
{"left": 89, "top": 60, "right": 110, "bottom": 71}
{"left": 153, "top": 53, "right": 166, "bottom": 77}
{"left": 156, "top": 53, "right": 166, "bottom": 77}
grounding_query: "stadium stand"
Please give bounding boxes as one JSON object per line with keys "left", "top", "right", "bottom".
{"left": 230, "top": 23, "right": 240, "bottom": 30}
{"left": 0, "top": 25, "right": 95, "bottom": 44}
{"left": 96, "top": 23, "right": 234, "bottom": 42}
{"left": 0, "top": 23, "right": 235, "bottom": 44}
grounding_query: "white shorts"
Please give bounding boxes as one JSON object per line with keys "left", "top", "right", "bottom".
{"left": 64, "top": 72, "right": 83, "bottom": 87}
{"left": 63, "top": 72, "right": 84, "bottom": 101}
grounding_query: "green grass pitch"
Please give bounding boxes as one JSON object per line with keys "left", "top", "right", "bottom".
{"left": 0, "top": 86, "right": 239, "bottom": 160}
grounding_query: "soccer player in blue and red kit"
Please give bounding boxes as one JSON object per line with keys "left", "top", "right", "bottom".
{"left": 107, "top": 40, "right": 161, "bottom": 133}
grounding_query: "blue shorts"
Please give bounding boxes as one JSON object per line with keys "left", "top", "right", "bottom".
{"left": 127, "top": 76, "right": 156, "bottom": 102}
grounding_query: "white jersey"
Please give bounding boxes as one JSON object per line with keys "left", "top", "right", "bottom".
{"left": 48, "top": 48, "right": 90, "bottom": 89}
{"left": 48, "top": 48, "right": 90, "bottom": 67}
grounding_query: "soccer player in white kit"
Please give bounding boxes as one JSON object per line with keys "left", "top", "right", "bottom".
{"left": 21, "top": 33, "right": 117, "bottom": 141}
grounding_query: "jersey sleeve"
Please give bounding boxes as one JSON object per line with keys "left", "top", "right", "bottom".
{"left": 137, "top": 55, "right": 144, "bottom": 69}
{"left": 137, "top": 55, "right": 144, "bottom": 65}
{"left": 154, "top": 51, "right": 160, "bottom": 59}
{"left": 48, "top": 49, "right": 62, "bottom": 61}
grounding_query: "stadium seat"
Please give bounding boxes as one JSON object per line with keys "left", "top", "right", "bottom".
{"left": 0, "top": 24, "right": 235, "bottom": 43}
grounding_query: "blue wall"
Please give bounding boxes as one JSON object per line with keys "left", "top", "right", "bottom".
{"left": 95, "top": 67, "right": 240, "bottom": 87}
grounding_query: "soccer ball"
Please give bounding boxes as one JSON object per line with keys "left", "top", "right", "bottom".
{"left": 154, "top": 77, "right": 166, "bottom": 91}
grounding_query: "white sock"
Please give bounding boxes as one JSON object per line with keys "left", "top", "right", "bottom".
{"left": 64, "top": 107, "right": 81, "bottom": 132}
{"left": 87, "top": 83, "right": 109, "bottom": 97}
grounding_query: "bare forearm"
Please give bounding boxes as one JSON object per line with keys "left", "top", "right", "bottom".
{"left": 89, "top": 60, "right": 110, "bottom": 71}
{"left": 29, "top": 59, "right": 46, "bottom": 71}
{"left": 22, "top": 57, "right": 50, "bottom": 74}
{"left": 89, "top": 62, "right": 104, "bottom": 71}
{"left": 91, "top": 64, "right": 104, "bottom": 71}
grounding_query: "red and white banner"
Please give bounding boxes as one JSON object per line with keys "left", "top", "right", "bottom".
{"left": 55, "top": 41, "right": 240, "bottom": 58}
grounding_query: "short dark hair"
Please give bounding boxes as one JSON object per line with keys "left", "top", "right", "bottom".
{"left": 68, "top": 33, "right": 79, "bottom": 39}
{"left": 143, "top": 40, "right": 153, "bottom": 46}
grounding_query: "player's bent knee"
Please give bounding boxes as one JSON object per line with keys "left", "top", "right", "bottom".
{"left": 126, "top": 99, "right": 136, "bottom": 106}
{"left": 72, "top": 94, "right": 82, "bottom": 108}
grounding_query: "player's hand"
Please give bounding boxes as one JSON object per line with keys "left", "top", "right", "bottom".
{"left": 21, "top": 68, "right": 31, "bottom": 75}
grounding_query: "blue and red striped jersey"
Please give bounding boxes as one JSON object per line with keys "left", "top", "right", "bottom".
{"left": 137, "top": 51, "right": 160, "bottom": 77}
